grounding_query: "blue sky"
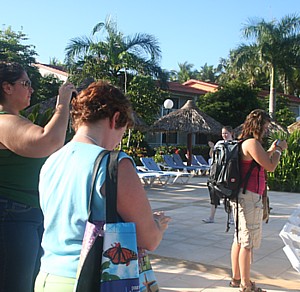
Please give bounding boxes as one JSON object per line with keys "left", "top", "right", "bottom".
{"left": 2, "top": 0, "right": 299, "bottom": 71}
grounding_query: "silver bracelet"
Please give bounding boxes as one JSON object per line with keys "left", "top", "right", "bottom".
{"left": 275, "top": 149, "right": 282, "bottom": 156}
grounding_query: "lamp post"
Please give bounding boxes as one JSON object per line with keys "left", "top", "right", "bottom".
{"left": 163, "top": 99, "right": 174, "bottom": 145}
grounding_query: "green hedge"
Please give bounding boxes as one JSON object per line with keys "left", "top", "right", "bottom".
{"left": 122, "top": 145, "right": 210, "bottom": 165}
{"left": 268, "top": 130, "right": 300, "bottom": 192}
{"left": 153, "top": 145, "right": 210, "bottom": 163}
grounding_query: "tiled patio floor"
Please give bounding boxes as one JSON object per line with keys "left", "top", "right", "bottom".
{"left": 145, "top": 176, "right": 300, "bottom": 292}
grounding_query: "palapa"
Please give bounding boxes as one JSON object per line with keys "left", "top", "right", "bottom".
{"left": 131, "top": 111, "right": 148, "bottom": 131}
{"left": 151, "top": 100, "right": 223, "bottom": 134}
{"left": 25, "top": 77, "right": 96, "bottom": 115}
{"left": 151, "top": 100, "right": 223, "bottom": 165}
{"left": 288, "top": 121, "right": 300, "bottom": 133}
{"left": 25, "top": 97, "right": 147, "bottom": 131}
{"left": 234, "top": 120, "right": 288, "bottom": 137}
{"left": 25, "top": 96, "right": 56, "bottom": 115}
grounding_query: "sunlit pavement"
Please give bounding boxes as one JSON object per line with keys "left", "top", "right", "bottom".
{"left": 145, "top": 176, "right": 300, "bottom": 292}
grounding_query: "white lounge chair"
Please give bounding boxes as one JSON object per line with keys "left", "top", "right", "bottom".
{"left": 140, "top": 157, "right": 192, "bottom": 184}
{"left": 185, "top": 154, "right": 210, "bottom": 175}
{"left": 136, "top": 167, "right": 172, "bottom": 187}
{"left": 171, "top": 153, "right": 205, "bottom": 174}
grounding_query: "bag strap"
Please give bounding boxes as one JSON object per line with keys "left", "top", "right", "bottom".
{"left": 105, "top": 150, "right": 121, "bottom": 224}
{"left": 242, "top": 160, "right": 260, "bottom": 194}
{"left": 238, "top": 138, "right": 260, "bottom": 194}
{"left": 87, "top": 150, "right": 110, "bottom": 221}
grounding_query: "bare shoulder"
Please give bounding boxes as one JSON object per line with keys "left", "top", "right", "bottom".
{"left": 118, "top": 156, "right": 134, "bottom": 170}
{"left": 0, "top": 114, "right": 34, "bottom": 141}
{"left": 241, "top": 138, "right": 262, "bottom": 159}
{"left": 0, "top": 115, "right": 32, "bottom": 138}
{"left": 242, "top": 138, "right": 259, "bottom": 148}
{"left": 0, "top": 114, "right": 32, "bottom": 127}
{"left": 117, "top": 157, "right": 140, "bottom": 187}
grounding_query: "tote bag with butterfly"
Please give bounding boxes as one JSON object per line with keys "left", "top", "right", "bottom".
{"left": 74, "top": 151, "right": 140, "bottom": 292}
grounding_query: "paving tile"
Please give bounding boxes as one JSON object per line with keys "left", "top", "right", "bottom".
{"left": 146, "top": 176, "right": 300, "bottom": 291}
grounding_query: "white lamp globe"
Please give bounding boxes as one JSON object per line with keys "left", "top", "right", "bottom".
{"left": 296, "top": 116, "right": 300, "bottom": 122}
{"left": 164, "top": 99, "right": 174, "bottom": 109}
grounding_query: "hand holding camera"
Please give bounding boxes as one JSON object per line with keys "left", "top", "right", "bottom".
{"left": 275, "top": 139, "right": 288, "bottom": 151}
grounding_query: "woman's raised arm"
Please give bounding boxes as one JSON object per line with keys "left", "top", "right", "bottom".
{"left": 0, "top": 83, "right": 75, "bottom": 157}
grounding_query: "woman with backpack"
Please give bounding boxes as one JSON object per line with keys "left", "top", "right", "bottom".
{"left": 229, "top": 109, "right": 287, "bottom": 292}
{"left": 203, "top": 126, "right": 234, "bottom": 223}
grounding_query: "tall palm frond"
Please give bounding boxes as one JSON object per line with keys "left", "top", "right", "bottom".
{"left": 124, "top": 33, "right": 161, "bottom": 60}
{"left": 92, "top": 22, "right": 105, "bottom": 35}
{"left": 231, "top": 14, "right": 300, "bottom": 117}
{"left": 65, "top": 36, "right": 94, "bottom": 61}
{"left": 64, "top": 17, "right": 162, "bottom": 86}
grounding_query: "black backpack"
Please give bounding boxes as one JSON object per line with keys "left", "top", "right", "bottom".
{"left": 207, "top": 139, "right": 259, "bottom": 232}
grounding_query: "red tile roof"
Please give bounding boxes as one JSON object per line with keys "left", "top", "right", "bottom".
{"left": 34, "top": 63, "right": 69, "bottom": 77}
{"left": 182, "top": 79, "right": 218, "bottom": 92}
{"left": 259, "top": 90, "right": 300, "bottom": 104}
{"left": 183, "top": 79, "right": 300, "bottom": 104}
{"left": 167, "top": 81, "right": 207, "bottom": 95}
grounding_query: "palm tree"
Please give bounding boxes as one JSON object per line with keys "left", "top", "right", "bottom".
{"left": 218, "top": 48, "right": 269, "bottom": 89}
{"left": 232, "top": 14, "right": 300, "bottom": 118}
{"left": 177, "top": 61, "right": 198, "bottom": 83}
{"left": 65, "top": 17, "right": 163, "bottom": 87}
{"left": 197, "top": 63, "right": 217, "bottom": 83}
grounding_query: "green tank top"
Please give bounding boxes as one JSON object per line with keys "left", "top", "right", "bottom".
{"left": 0, "top": 111, "right": 47, "bottom": 207}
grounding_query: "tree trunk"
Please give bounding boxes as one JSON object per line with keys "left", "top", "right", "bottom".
{"left": 269, "top": 65, "right": 276, "bottom": 119}
{"left": 187, "top": 133, "right": 192, "bottom": 166}
{"left": 126, "top": 129, "right": 131, "bottom": 148}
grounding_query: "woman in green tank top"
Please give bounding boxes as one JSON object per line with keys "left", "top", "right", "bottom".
{"left": 0, "top": 61, "right": 76, "bottom": 292}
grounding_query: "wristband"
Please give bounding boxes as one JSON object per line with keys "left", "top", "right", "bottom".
{"left": 275, "top": 149, "right": 282, "bottom": 156}
{"left": 276, "top": 145, "right": 283, "bottom": 151}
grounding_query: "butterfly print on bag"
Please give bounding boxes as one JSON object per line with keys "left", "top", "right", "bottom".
{"left": 103, "top": 242, "right": 137, "bottom": 266}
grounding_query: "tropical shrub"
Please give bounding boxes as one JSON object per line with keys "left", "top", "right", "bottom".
{"left": 152, "top": 145, "right": 210, "bottom": 163}
{"left": 21, "top": 104, "right": 54, "bottom": 126}
{"left": 268, "top": 130, "right": 300, "bottom": 192}
{"left": 122, "top": 146, "right": 148, "bottom": 166}
{"left": 152, "top": 146, "right": 177, "bottom": 163}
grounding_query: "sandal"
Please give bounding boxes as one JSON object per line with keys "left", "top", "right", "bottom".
{"left": 229, "top": 278, "right": 241, "bottom": 288}
{"left": 240, "top": 281, "right": 266, "bottom": 292}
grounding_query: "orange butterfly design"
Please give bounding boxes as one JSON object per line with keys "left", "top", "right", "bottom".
{"left": 103, "top": 242, "right": 137, "bottom": 266}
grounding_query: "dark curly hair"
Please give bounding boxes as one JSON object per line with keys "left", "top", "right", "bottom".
{"left": 0, "top": 62, "right": 25, "bottom": 102}
{"left": 71, "top": 80, "right": 133, "bottom": 130}
{"left": 239, "top": 109, "right": 271, "bottom": 142}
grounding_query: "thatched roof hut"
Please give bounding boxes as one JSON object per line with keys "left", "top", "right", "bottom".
{"left": 151, "top": 99, "right": 223, "bottom": 134}
{"left": 25, "top": 97, "right": 56, "bottom": 115}
{"left": 234, "top": 120, "right": 288, "bottom": 137}
{"left": 288, "top": 121, "right": 300, "bottom": 133}
{"left": 25, "top": 97, "right": 147, "bottom": 131}
{"left": 151, "top": 99, "right": 223, "bottom": 165}
{"left": 131, "top": 111, "right": 148, "bottom": 131}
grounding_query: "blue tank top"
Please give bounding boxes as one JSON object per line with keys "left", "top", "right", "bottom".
{"left": 39, "top": 142, "right": 133, "bottom": 278}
